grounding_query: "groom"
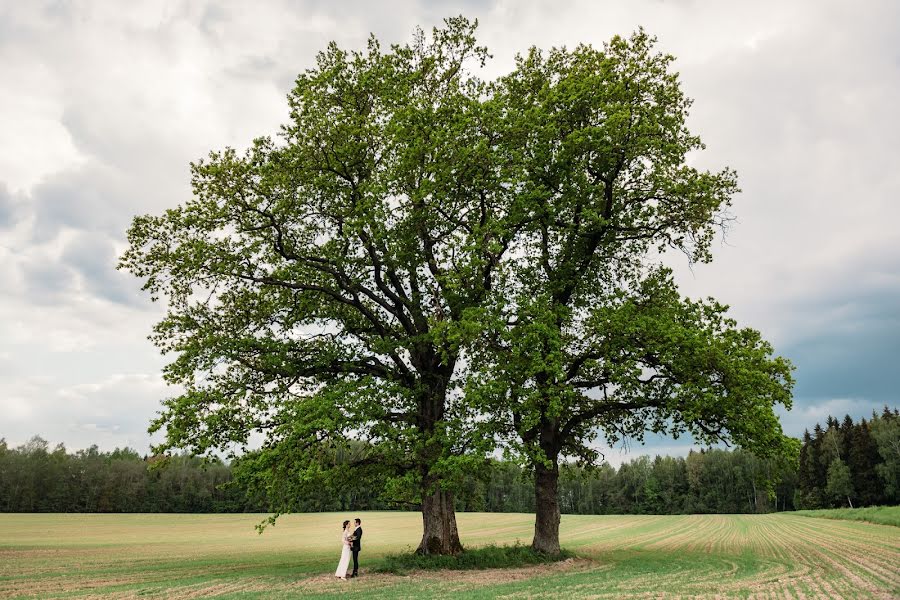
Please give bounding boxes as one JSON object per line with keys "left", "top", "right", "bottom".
{"left": 350, "top": 518, "right": 363, "bottom": 577}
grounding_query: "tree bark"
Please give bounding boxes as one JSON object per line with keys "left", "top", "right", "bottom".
{"left": 417, "top": 486, "right": 463, "bottom": 555}
{"left": 412, "top": 363, "right": 463, "bottom": 556}
{"left": 532, "top": 460, "right": 561, "bottom": 554}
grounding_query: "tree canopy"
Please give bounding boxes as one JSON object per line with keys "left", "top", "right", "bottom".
{"left": 467, "top": 31, "right": 795, "bottom": 553}
{"left": 122, "top": 17, "right": 516, "bottom": 554}
{"left": 122, "top": 18, "right": 796, "bottom": 556}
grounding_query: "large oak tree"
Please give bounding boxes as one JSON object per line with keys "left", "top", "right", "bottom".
{"left": 469, "top": 31, "right": 795, "bottom": 554}
{"left": 121, "top": 18, "right": 517, "bottom": 555}
{"left": 123, "top": 21, "right": 795, "bottom": 558}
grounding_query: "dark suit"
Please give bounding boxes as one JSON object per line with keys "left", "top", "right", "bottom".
{"left": 351, "top": 526, "right": 362, "bottom": 576}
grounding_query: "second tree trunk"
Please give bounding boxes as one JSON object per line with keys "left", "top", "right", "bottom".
{"left": 532, "top": 460, "right": 561, "bottom": 554}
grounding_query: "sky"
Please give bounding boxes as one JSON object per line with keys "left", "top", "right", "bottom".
{"left": 1, "top": 0, "right": 898, "bottom": 467}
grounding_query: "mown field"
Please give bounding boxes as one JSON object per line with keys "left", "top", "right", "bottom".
{"left": 1, "top": 511, "right": 898, "bottom": 599}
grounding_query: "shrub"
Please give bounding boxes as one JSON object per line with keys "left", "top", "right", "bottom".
{"left": 375, "top": 543, "right": 575, "bottom": 574}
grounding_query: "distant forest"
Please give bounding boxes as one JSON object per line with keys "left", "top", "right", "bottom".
{"left": 2, "top": 408, "right": 896, "bottom": 514}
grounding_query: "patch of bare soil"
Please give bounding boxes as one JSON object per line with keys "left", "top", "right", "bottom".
{"left": 425, "top": 557, "right": 597, "bottom": 584}
{"left": 52, "top": 578, "right": 279, "bottom": 600}
{"left": 0, "top": 574, "right": 146, "bottom": 598}
{"left": 288, "top": 557, "right": 598, "bottom": 594}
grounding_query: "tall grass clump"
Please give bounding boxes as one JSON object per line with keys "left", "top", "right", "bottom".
{"left": 794, "top": 505, "right": 900, "bottom": 527}
{"left": 375, "top": 543, "right": 576, "bottom": 574}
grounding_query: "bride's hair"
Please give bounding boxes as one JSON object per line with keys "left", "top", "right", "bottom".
{"left": 342, "top": 520, "right": 350, "bottom": 530}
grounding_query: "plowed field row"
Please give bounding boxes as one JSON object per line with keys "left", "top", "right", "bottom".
{"left": 0, "top": 512, "right": 896, "bottom": 598}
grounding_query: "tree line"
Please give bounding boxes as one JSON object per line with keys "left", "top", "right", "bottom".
{"left": 0, "top": 437, "right": 246, "bottom": 513}
{"left": 5, "top": 407, "right": 894, "bottom": 515}
{"left": 0, "top": 436, "right": 789, "bottom": 514}
{"left": 477, "top": 449, "right": 798, "bottom": 515}
{"left": 795, "top": 407, "right": 899, "bottom": 509}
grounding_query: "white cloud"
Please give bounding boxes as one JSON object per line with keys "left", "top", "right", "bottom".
{"left": 590, "top": 439, "right": 704, "bottom": 469}
{"left": 0, "top": 47, "right": 85, "bottom": 192}
{"left": 1, "top": 373, "right": 172, "bottom": 452}
{"left": 777, "top": 397, "right": 887, "bottom": 437}
{"left": 0, "top": 0, "right": 897, "bottom": 456}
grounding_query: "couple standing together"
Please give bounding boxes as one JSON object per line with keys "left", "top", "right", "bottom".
{"left": 335, "top": 518, "right": 363, "bottom": 580}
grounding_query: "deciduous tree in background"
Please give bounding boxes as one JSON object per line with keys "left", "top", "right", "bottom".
{"left": 871, "top": 409, "right": 900, "bottom": 502}
{"left": 826, "top": 458, "right": 854, "bottom": 508}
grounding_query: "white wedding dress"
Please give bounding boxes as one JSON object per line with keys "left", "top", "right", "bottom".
{"left": 335, "top": 530, "right": 352, "bottom": 578}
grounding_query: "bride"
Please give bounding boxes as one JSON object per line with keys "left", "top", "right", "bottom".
{"left": 334, "top": 520, "right": 353, "bottom": 580}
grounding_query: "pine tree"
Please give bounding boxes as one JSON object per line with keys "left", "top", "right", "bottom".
{"left": 840, "top": 415, "right": 854, "bottom": 462}
{"left": 849, "top": 419, "right": 883, "bottom": 506}
{"left": 796, "top": 429, "right": 814, "bottom": 508}
{"left": 810, "top": 423, "right": 827, "bottom": 505}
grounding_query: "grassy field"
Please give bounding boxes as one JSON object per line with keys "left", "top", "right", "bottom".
{"left": 794, "top": 505, "right": 900, "bottom": 527}
{"left": 1, "top": 511, "right": 898, "bottom": 599}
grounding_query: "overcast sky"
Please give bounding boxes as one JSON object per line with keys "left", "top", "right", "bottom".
{"left": 1, "top": 0, "right": 898, "bottom": 466}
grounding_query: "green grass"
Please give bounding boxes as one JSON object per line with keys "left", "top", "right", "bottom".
{"left": 794, "top": 504, "right": 900, "bottom": 527}
{"left": 375, "top": 543, "right": 575, "bottom": 574}
{"left": 0, "top": 511, "right": 897, "bottom": 598}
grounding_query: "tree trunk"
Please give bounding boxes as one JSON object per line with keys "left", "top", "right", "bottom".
{"left": 411, "top": 356, "right": 462, "bottom": 555}
{"left": 532, "top": 461, "right": 561, "bottom": 554}
{"left": 417, "top": 486, "right": 463, "bottom": 555}
{"left": 847, "top": 496, "right": 854, "bottom": 509}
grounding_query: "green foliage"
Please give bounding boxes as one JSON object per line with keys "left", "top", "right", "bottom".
{"left": 2, "top": 434, "right": 805, "bottom": 516}
{"left": 119, "top": 18, "right": 515, "bottom": 546}
{"left": 119, "top": 16, "right": 800, "bottom": 553}
{"left": 9, "top": 408, "right": 892, "bottom": 518}
{"left": 794, "top": 505, "right": 900, "bottom": 527}
{"left": 795, "top": 408, "right": 898, "bottom": 509}
{"left": 476, "top": 34, "right": 793, "bottom": 451}
{"left": 870, "top": 411, "right": 900, "bottom": 501}
{"left": 825, "top": 458, "right": 854, "bottom": 507}
{"left": 231, "top": 440, "right": 393, "bottom": 524}
{"left": 0, "top": 436, "right": 245, "bottom": 513}
{"left": 465, "top": 27, "right": 795, "bottom": 551}
{"left": 375, "top": 543, "right": 575, "bottom": 574}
